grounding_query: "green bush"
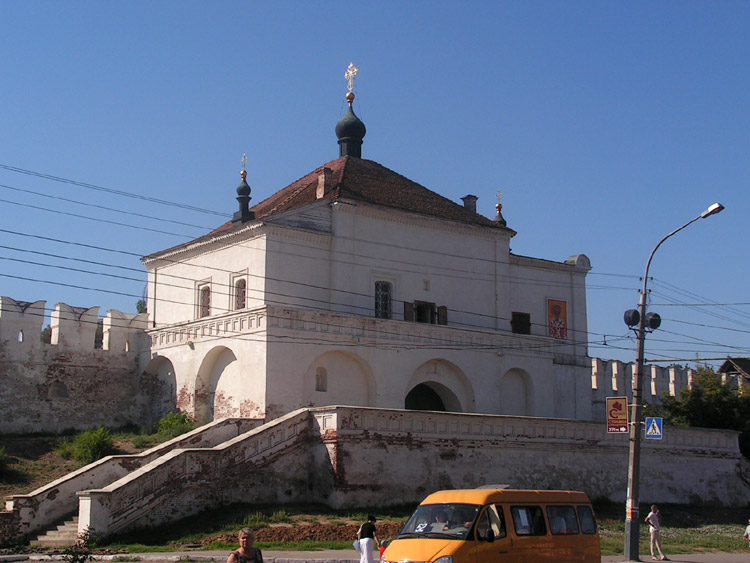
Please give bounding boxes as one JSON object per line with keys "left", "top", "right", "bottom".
{"left": 56, "top": 439, "right": 75, "bottom": 460}
{"left": 73, "top": 427, "right": 116, "bottom": 465}
{"left": 157, "top": 411, "right": 195, "bottom": 439}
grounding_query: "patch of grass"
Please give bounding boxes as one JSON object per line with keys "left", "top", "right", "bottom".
{"left": 55, "top": 439, "right": 75, "bottom": 460}
{"left": 157, "top": 411, "right": 195, "bottom": 439}
{"left": 594, "top": 500, "right": 750, "bottom": 556}
{"left": 255, "top": 540, "right": 352, "bottom": 551}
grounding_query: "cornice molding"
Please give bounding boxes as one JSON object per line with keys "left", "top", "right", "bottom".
{"left": 143, "top": 222, "right": 333, "bottom": 268}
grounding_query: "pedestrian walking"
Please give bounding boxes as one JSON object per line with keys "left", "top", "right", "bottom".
{"left": 357, "top": 514, "right": 380, "bottom": 563}
{"left": 743, "top": 518, "right": 750, "bottom": 547}
{"left": 645, "top": 505, "right": 669, "bottom": 561}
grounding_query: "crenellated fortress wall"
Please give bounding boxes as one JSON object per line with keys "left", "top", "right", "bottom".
{"left": 0, "top": 296, "right": 170, "bottom": 434}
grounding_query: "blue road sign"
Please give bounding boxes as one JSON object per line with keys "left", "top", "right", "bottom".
{"left": 645, "top": 417, "right": 663, "bottom": 440}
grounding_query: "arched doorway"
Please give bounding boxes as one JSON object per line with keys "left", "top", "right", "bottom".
{"left": 405, "top": 382, "right": 451, "bottom": 411}
{"left": 404, "top": 359, "right": 474, "bottom": 413}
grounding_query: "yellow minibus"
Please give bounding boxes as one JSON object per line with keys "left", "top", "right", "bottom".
{"left": 382, "top": 488, "right": 599, "bottom": 563}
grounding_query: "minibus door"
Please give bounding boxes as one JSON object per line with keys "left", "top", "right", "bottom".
{"left": 474, "top": 505, "right": 513, "bottom": 562}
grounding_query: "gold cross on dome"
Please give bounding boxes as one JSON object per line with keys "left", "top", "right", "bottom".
{"left": 240, "top": 153, "right": 247, "bottom": 172}
{"left": 345, "top": 62, "right": 359, "bottom": 94}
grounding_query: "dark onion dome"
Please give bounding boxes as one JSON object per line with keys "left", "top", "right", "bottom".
{"left": 335, "top": 92, "right": 366, "bottom": 158}
{"left": 237, "top": 171, "right": 251, "bottom": 197}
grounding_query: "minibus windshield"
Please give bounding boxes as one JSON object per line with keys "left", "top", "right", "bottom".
{"left": 398, "top": 503, "right": 480, "bottom": 540}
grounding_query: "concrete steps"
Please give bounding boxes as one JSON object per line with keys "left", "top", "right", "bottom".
{"left": 30, "top": 515, "right": 78, "bottom": 547}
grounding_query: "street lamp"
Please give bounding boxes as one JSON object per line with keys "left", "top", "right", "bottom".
{"left": 622, "top": 202, "right": 724, "bottom": 562}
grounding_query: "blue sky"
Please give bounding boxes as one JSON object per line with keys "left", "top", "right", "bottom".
{"left": 0, "top": 1, "right": 747, "bottom": 369}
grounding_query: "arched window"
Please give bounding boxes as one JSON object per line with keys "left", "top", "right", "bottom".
{"left": 199, "top": 285, "right": 211, "bottom": 318}
{"left": 235, "top": 278, "right": 247, "bottom": 310}
{"left": 375, "top": 281, "right": 392, "bottom": 319}
{"left": 315, "top": 367, "right": 328, "bottom": 392}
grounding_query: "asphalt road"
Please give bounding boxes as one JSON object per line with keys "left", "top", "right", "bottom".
{"left": 3, "top": 549, "right": 750, "bottom": 562}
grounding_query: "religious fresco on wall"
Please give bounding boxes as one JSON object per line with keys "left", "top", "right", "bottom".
{"left": 547, "top": 299, "right": 567, "bottom": 339}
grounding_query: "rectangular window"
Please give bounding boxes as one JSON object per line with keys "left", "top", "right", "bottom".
{"left": 196, "top": 281, "right": 211, "bottom": 319}
{"left": 404, "top": 301, "right": 447, "bottom": 325}
{"left": 546, "top": 505, "right": 579, "bottom": 535}
{"left": 375, "top": 281, "right": 392, "bottom": 319}
{"left": 577, "top": 506, "right": 597, "bottom": 535}
{"left": 415, "top": 301, "right": 435, "bottom": 323}
{"left": 511, "top": 312, "right": 531, "bottom": 335}
{"left": 511, "top": 506, "right": 547, "bottom": 536}
{"left": 234, "top": 278, "right": 247, "bottom": 310}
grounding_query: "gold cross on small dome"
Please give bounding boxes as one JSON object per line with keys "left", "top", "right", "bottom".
{"left": 345, "top": 62, "right": 359, "bottom": 94}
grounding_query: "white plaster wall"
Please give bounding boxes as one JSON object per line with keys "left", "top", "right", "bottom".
{"left": 144, "top": 232, "right": 268, "bottom": 326}
{"left": 324, "top": 203, "right": 507, "bottom": 328}
{"left": 261, "top": 309, "right": 592, "bottom": 421}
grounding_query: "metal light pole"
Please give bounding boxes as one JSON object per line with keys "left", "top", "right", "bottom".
{"left": 623, "top": 202, "right": 724, "bottom": 562}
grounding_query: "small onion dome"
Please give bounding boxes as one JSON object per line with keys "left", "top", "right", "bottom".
{"left": 237, "top": 170, "right": 251, "bottom": 197}
{"left": 335, "top": 93, "right": 366, "bottom": 158}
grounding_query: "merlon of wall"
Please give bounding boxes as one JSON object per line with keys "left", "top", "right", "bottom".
{"left": 0, "top": 296, "right": 148, "bottom": 354}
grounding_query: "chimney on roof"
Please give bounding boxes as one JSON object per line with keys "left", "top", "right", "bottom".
{"left": 316, "top": 167, "right": 333, "bottom": 199}
{"left": 461, "top": 195, "right": 478, "bottom": 213}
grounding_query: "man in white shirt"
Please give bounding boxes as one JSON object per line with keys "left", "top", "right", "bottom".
{"left": 644, "top": 505, "right": 669, "bottom": 561}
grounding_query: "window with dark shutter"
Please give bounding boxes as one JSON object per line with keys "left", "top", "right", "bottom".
{"left": 437, "top": 306, "right": 448, "bottom": 326}
{"left": 511, "top": 312, "right": 531, "bottom": 334}
{"left": 404, "top": 301, "right": 415, "bottom": 322}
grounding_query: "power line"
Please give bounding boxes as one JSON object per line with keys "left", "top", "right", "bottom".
{"left": 0, "top": 163, "right": 230, "bottom": 217}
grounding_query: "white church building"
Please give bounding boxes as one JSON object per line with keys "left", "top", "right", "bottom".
{"left": 140, "top": 83, "right": 593, "bottom": 425}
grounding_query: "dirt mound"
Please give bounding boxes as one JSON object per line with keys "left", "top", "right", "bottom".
{"left": 202, "top": 522, "right": 406, "bottom": 546}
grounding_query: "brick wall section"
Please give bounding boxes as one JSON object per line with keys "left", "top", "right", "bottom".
{"left": 0, "top": 345, "right": 167, "bottom": 434}
{"left": 0, "top": 510, "right": 20, "bottom": 548}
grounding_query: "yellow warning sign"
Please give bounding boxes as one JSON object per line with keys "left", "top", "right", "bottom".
{"left": 607, "top": 396, "right": 628, "bottom": 433}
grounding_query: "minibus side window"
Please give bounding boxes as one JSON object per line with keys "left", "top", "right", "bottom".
{"left": 511, "top": 506, "right": 547, "bottom": 536}
{"left": 546, "top": 505, "right": 579, "bottom": 535}
{"left": 476, "top": 505, "right": 505, "bottom": 541}
{"left": 577, "top": 505, "right": 597, "bottom": 535}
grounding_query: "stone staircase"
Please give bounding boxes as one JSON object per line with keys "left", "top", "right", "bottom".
{"left": 30, "top": 515, "right": 79, "bottom": 547}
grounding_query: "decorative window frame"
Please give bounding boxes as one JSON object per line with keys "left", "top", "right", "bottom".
{"left": 371, "top": 272, "right": 398, "bottom": 320}
{"left": 195, "top": 279, "right": 212, "bottom": 319}
{"left": 231, "top": 270, "right": 249, "bottom": 311}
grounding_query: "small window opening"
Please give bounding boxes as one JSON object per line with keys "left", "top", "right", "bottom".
{"left": 18, "top": 330, "right": 24, "bottom": 342}
{"left": 511, "top": 312, "right": 531, "bottom": 335}
{"left": 315, "top": 367, "right": 328, "bottom": 392}
{"left": 199, "top": 285, "right": 211, "bottom": 318}
{"left": 375, "top": 281, "right": 392, "bottom": 319}
{"left": 235, "top": 278, "right": 247, "bottom": 310}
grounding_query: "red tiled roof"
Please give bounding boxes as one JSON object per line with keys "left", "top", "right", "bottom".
{"left": 145, "top": 156, "right": 509, "bottom": 259}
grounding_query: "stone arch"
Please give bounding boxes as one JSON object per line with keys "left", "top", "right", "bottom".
{"left": 303, "top": 350, "right": 374, "bottom": 407}
{"left": 405, "top": 359, "right": 474, "bottom": 413}
{"left": 142, "top": 356, "right": 177, "bottom": 423}
{"left": 499, "top": 368, "right": 534, "bottom": 416}
{"left": 194, "top": 346, "right": 241, "bottom": 424}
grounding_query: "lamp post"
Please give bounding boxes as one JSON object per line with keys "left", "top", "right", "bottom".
{"left": 623, "top": 202, "right": 724, "bottom": 562}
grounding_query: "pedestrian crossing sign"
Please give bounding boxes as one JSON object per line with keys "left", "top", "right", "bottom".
{"left": 645, "top": 417, "right": 663, "bottom": 440}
